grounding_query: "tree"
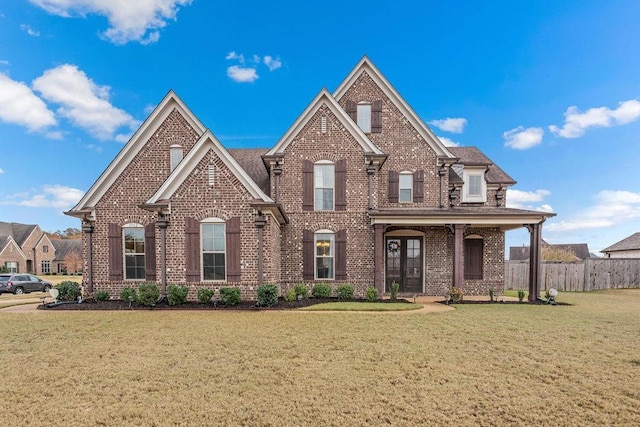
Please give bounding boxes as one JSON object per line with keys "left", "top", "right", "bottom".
{"left": 64, "top": 250, "right": 83, "bottom": 274}
{"left": 542, "top": 246, "right": 578, "bottom": 261}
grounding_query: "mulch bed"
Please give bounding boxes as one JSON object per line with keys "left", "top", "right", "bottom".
{"left": 39, "top": 297, "right": 413, "bottom": 311}
{"left": 440, "top": 299, "right": 571, "bottom": 306}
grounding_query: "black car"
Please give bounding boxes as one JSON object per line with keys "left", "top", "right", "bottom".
{"left": 0, "top": 274, "right": 52, "bottom": 295}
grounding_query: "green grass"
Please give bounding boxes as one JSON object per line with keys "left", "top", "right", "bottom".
{"left": 0, "top": 289, "right": 638, "bottom": 426}
{"left": 300, "top": 302, "right": 424, "bottom": 311}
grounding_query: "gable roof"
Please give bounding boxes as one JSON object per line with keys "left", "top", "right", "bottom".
{"left": 333, "top": 56, "right": 454, "bottom": 159}
{"left": 509, "top": 241, "right": 593, "bottom": 260}
{"left": 601, "top": 232, "right": 640, "bottom": 253}
{"left": 0, "top": 236, "right": 27, "bottom": 260}
{"left": 0, "top": 221, "right": 38, "bottom": 246}
{"left": 51, "top": 239, "right": 82, "bottom": 260}
{"left": 146, "top": 130, "right": 274, "bottom": 204}
{"left": 448, "top": 147, "right": 516, "bottom": 185}
{"left": 265, "top": 88, "right": 384, "bottom": 157}
{"left": 67, "top": 90, "right": 206, "bottom": 218}
{"left": 228, "top": 148, "right": 270, "bottom": 194}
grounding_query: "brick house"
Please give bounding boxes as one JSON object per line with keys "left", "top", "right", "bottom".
{"left": 66, "top": 57, "right": 554, "bottom": 301}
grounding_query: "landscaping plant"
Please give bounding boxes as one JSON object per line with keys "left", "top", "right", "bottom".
{"left": 518, "top": 289, "right": 525, "bottom": 302}
{"left": 449, "top": 287, "right": 463, "bottom": 303}
{"left": 293, "top": 284, "right": 308, "bottom": 299}
{"left": 138, "top": 283, "right": 160, "bottom": 306}
{"left": 167, "top": 285, "right": 189, "bottom": 306}
{"left": 54, "top": 281, "right": 81, "bottom": 301}
{"left": 336, "top": 284, "right": 354, "bottom": 300}
{"left": 365, "top": 286, "right": 378, "bottom": 302}
{"left": 256, "top": 284, "right": 278, "bottom": 307}
{"left": 197, "top": 288, "right": 214, "bottom": 304}
{"left": 390, "top": 281, "right": 399, "bottom": 301}
{"left": 120, "top": 287, "right": 138, "bottom": 302}
{"left": 219, "top": 287, "right": 241, "bottom": 306}
{"left": 312, "top": 283, "right": 332, "bottom": 298}
{"left": 284, "top": 288, "right": 297, "bottom": 302}
{"left": 95, "top": 290, "right": 110, "bottom": 302}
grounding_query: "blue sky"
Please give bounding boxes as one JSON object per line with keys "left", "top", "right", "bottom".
{"left": 1, "top": 1, "right": 639, "bottom": 255}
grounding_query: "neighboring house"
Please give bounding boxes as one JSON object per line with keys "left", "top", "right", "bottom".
{"left": 65, "top": 57, "right": 554, "bottom": 300}
{"left": 600, "top": 233, "right": 640, "bottom": 258}
{"left": 0, "top": 221, "right": 59, "bottom": 274}
{"left": 509, "top": 239, "right": 593, "bottom": 261}
{"left": 51, "top": 238, "right": 83, "bottom": 274}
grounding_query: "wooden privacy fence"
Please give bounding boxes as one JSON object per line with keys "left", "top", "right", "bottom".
{"left": 505, "top": 259, "right": 640, "bottom": 291}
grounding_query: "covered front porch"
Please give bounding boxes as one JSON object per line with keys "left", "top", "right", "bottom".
{"left": 369, "top": 207, "right": 556, "bottom": 301}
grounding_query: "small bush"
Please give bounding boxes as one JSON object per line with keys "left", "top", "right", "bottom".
{"left": 293, "top": 284, "right": 308, "bottom": 299}
{"left": 489, "top": 288, "right": 495, "bottom": 302}
{"left": 337, "top": 284, "right": 354, "bottom": 300}
{"left": 390, "top": 281, "right": 399, "bottom": 301}
{"left": 518, "top": 289, "right": 525, "bottom": 302}
{"left": 449, "top": 287, "right": 463, "bottom": 303}
{"left": 120, "top": 287, "right": 138, "bottom": 302}
{"left": 55, "top": 281, "right": 81, "bottom": 301}
{"left": 197, "top": 288, "right": 214, "bottom": 304}
{"left": 257, "top": 284, "right": 278, "bottom": 307}
{"left": 312, "top": 283, "right": 332, "bottom": 298}
{"left": 138, "top": 283, "right": 160, "bottom": 306}
{"left": 365, "top": 286, "right": 378, "bottom": 302}
{"left": 95, "top": 290, "right": 110, "bottom": 301}
{"left": 284, "top": 288, "right": 297, "bottom": 302}
{"left": 167, "top": 285, "right": 189, "bottom": 306}
{"left": 219, "top": 287, "right": 241, "bottom": 306}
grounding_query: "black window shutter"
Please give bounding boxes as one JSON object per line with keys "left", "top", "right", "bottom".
{"left": 388, "top": 170, "right": 399, "bottom": 203}
{"left": 336, "top": 229, "right": 347, "bottom": 281}
{"left": 185, "top": 217, "right": 200, "bottom": 282}
{"left": 413, "top": 170, "right": 424, "bottom": 202}
{"left": 303, "top": 229, "right": 314, "bottom": 281}
{"left": 108, "top": 223, "right": 123, "bottom": 281}
{"left": 346, "top": 100, "right": 357, "bottom": 121}
{"left": 464, "top": 239, "right": 483, "bottom": 280}
{"left": 145, "top": 222, "right": 156, "bottom": 281}
{"left": 302, "top": 160, "right": 314, "bottom": 211}
{"left": 372, "top": 100, "right": 382, "bottom": 133}
{"left": 335, "top": 159, "right": 347, "bottom": 211}
{"left": 226, "top": 217, "right": 241, "bottom": 282}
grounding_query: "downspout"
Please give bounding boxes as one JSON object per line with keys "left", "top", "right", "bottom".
{"left": 438, "top": 164, "right": 447, "bottom": 208}
{"left": 255, "top": 211, "right": 267, "bottom": 286}
{"left": 32, "top": 247, "right": 37, "bottom": 274}
{"left": 157, "top": 215, "right": 169, "bottom": 297}
{"left": 367, "top": 163, "right": 376, "bottom": 209}
{"left": 273, "top": 162, "right": 282, "bottom": 203}
{"left": 82, "top": 220, "right": 94, "bottom": 293}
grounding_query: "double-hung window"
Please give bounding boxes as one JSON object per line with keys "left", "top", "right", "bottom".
{"left": 462, "top": 168, "right": 487, "bottom": 203}
{"left": 399, "top": 173, "right": 413, "bottom": 203}
{"left": 123, "top": 225, "right": 145, "bottom": 280}
{"left": 202, "top": 219, "right": 226, "bottom": 281}
{"left": 357, "top": 102, "right": 372, "bottom": 133}
{"left": 314, "top": 162, "right": 334, "bottom": 211}
{"left": 315, "top": 231, "right": 334, "bottom": 279}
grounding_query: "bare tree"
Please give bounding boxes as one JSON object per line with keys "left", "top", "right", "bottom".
{"left": 542, "top": 246, "right": 578, "bottom": 261}
{"left": 64, "top": 250, "right": 83, "bottom": 274}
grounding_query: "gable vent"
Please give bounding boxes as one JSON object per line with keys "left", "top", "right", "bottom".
{"left": 321, "top": 115, "right": 327, "bottom": 133}
{"left": 208, "top": 164, "right": 215, "bottom": 186}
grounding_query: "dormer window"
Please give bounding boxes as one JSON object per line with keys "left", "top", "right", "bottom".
{"left": 357, "top": 102, "right": 371, "bottom": 133}
{"left": 170, "top": 144, "right": 183, "bottom": 171}
{"left": 462, "top": 168, "right": 487, "bottom": 203}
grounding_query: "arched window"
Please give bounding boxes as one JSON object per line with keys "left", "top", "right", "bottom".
{"left": 201, "top": 218, "right": 226, "bottom": 281}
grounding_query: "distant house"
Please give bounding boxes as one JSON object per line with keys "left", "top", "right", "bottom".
{"left": 600, "top": 233, "right": 640, "bottom": 258}
{"left": 0, "top": 221, "right": 81, "bottom": 274}
{"left": 509, "top": 239, "right": 593, "bottom": 261}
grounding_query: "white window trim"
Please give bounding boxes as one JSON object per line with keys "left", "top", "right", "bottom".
{"left": 122, "top": 223, "right": 145, "bottom": 281}
{"left": 314, "top": 229, "right": 335, "bottom": 280}
{"left": 170, "top": 144, "right": 183, "bottom": 172}
{"left": 201, "top": 218, "right": 226, "bottom": 282}
{"left": 399, "top": 171, "right": 413, "bottom": 203}
{"left": 314, "top": 160, "right": 335, "bottom": 211}
{"left": 357, "top": 101, "right": 372, "bottom": 133}
{"left": 462, "top": 168, "right": 487, "bottom": 203}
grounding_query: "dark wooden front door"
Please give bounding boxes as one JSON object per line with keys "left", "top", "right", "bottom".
{"left": 385, "top": 237, "right": 423, "bottom": 293}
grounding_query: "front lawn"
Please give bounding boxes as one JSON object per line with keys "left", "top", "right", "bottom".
{"left": 0, "top": 289, "right": 638, "bottom": 426}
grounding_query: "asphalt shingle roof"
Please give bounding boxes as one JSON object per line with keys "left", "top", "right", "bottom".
{"left": 601, "top": 232, "right": 640, "bottom": 253}
{"left": 448, "top": 146, "right": 516, "bottom": 185}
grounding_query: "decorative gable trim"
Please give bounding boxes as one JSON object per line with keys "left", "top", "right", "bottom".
{"left": 333, "top": 56, "right": 455, "bottom": 159}
{"left": 265, "top": 89, "right": 384, "bottom": 157}
{"left": 146, "top": 130, "right": 273, "bottom": 204}
{"left": 66, "top": 90, "right": 206, "bottom": 219}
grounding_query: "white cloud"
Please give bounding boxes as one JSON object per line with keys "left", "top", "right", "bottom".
{"left": 225, "top": 51, "right": 245, "bottom": 63}
{"left": 506, "top": 189, "right": 553, "bottom": 213}
{"left": 429, "top": 117, "right": 467, "bottom": 133}
{"left": 438, "top": 136, "right": 460, "bottom": 147}
{"left": 503, "top": 126, "right": 544, "bottom": 149}
{"left": 29, "top": 0, "right": 192, "bottom": 45}
{"left": 46, "top": 130, "right": 64, "bottom": 140}
{"left": 263, "top": 55, "right": 282, "bottom": 71}
{"left": 0, "top": 168, "right": 4, "bottom": 174}
{"left": 0, "top": 72, "right": 57, "bottom": 131}
{"left": 545, "top": 190, "right": 640, "bottom": 232}
{"left": 4, "top": 185, "right": 84, "bottom": 209}
{"left": 226, "top": 65, "right": 259, "bottom": 83}
{"left": 0, "top": 60, "right": 9, "bottom": 65}
{"left": 32, "top": 64, "right": 140, "bottom": 140}
{"left": 549, "top": 99, "right": 640, "bottom": 138}
{"left": 20, "top": 24, "right": 40, "bottom": 36}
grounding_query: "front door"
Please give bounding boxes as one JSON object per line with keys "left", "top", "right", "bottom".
{"left": 385, "top": 237, "right": 423, "bottom": 293}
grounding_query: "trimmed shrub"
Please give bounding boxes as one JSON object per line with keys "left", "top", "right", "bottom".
{"left": 138, "top": 283, "right": 160, "bottom": 306}
{"left": 365, "top": 286, "right": 378, "bottom": 302}
{"left": 167, "top": 285, "right": 189, "bottom": 306}
{"left": 284, "top": 288, "right": 297, "bottom": 302}
{"left": 293, "top": 284, "right": 308, "bottom": 299}
{"left": 120, "top": 287, "right": 138, "bottom": 302}
{"left": 95, "top": 290, "right": 110, "bottom": 301}
{"left": 257, "top": 284, "right": 278, "bottom": 307}
{"left": 337, "top": 284, "right": 354, "bottom": 300}
{"left": 312, "top": 283, "right": 332, "bottom": 298}
{"left": 219, "top": 287, "right": 241, "bottom": 306}
{"left": 197, "top": 288, "right": 214, "bottom": 304}
{"left": 518, "top": 289, "right": 525, "bottom": 302}
{"left": 55, "top": 281, "right": 81, "bottom": 302}
{"left": 390, "top": 281, "right": 399, "bottom": 301}
{"left": 449, "top": 287, "right": 463, "bottom": 303}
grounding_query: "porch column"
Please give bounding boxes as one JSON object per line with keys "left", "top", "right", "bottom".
{"left": 81, "top": 221, "right": 94, "bottom": 293}
{"left": 526, "top": 222, "right": 543, "bottom": 302}
{"left": 453, "top": 224, "right": 466, "bottom": 289}
{"left": 374, "top": 224, "right": 385, "bottom": 295}
{"left": 254, "top": 214, "right": 267, "bottom": 286}
{"left": 157, "top": 216, "right": 169, "bottom": 297}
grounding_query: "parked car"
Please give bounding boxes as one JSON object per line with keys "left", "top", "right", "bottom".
{"left": 0, "top": 274, "right": 52, "bottom": 295}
